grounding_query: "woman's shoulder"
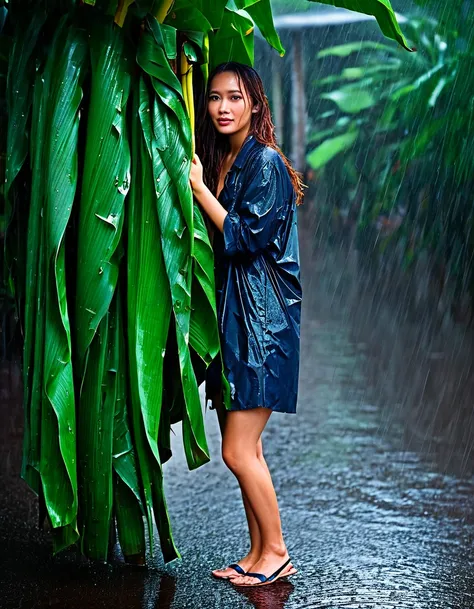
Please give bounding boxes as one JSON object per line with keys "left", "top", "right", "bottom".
{"left": 247, "top": 142, "right": 286, "bottom": 174}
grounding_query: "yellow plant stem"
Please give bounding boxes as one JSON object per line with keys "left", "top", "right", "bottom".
{"left": 114, "top": 0, "right": 135, "bottom": 27}
{"left": 154, "top": 0, "right": 174, "bottom": 23}
{"left": 181, "top": 50, "right": 195, "bottom": 157}
{"left": 202, "top": 33, "right": 209, "bottom": 85}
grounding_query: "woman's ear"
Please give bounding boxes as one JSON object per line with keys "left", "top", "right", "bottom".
{"left": 252, "top": 104, "right": 260, "bottom": 114}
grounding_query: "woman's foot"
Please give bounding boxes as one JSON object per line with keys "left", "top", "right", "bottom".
{"left": 230, "top": 550, "right": 296, "bottom": 586}
{"left": 211, "top": 551, "right": 260, "bottom": 580}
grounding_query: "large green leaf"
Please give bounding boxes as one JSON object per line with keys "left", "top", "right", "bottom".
{"left": 321, "top": 85, "right": 376, "bottom": 113}
{"left": 77, "top": 306, "right": 113, "bottom": 560}
{"left": 310, "top": 0, "right": 413, "bottom": 51}
{"left": 75, "top": 16, "right": 132, "bottom": 376}
{"left": 163, "top": 0, "right": 212, "bottom": 32}
{"left": 138, "top": 15, "right": 211, "bottom": 471}
{"left": 4, "top": 9, "right": 46, "bottom": 202}
{"left": 190, "top": 205, "right": 219, "bottom": 364}
{"left": 234, "top": 0, "right": 285, "bottom": 56}
{"left": 112, "top": 286, "right": 146, "bottom": 559}
{"left": 127, "top": 73, "right": 178, "bottom": 562}
{"left": 21, "top": 58, "right": 47, "bottom": 498}
{"left": 40, "top": 15, "right": 88, "bottom": 553}
{"left": 194, "top": 0, "right": 228, "bottom": 28}
{"left": 209, "top": 6, "right": 254, "bottom": 69}
{"left": 74, "top": 19, "right": 132, "bottom": 560}
{"left": 306, "top": 129, "right": 359, "bottom": 169}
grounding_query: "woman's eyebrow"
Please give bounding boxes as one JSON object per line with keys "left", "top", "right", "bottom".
{"left": 209, "top": 89, "right": 242, "bottom": 95}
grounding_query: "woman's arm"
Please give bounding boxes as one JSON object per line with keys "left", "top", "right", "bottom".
{"left": 190, "top": 154, "right": 228, "bottom": 233}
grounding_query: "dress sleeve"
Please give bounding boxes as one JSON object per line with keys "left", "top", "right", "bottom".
{"left": 222, "top": 157, "right": 285, "bottom": 257}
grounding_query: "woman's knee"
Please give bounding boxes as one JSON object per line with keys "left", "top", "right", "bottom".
{"left": 222, "top": 444, "right": 240, "bottom": 473}
{"left": 222, "top": 443, "right": 256, "bottom": 475}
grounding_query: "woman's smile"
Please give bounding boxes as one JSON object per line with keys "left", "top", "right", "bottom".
{"left": 217, "top": 117, "right": 234, "bottom": 126}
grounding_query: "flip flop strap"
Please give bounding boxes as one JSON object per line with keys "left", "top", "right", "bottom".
{"left": 228, "top": 563, "right": 246, "bottom": 575}
{"left": 245, "top": 558, "right": 292, "bottom": 583}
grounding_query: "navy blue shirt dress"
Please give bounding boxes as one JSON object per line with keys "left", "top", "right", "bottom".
{"left": 205, "top": 134, "right": 302, "bottom": 414}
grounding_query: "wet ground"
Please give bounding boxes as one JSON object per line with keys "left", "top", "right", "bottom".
{"left": 1, "top": 226, "right": 474, "bottom": 609}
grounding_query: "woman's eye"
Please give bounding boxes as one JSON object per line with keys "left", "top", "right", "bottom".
{"left": 231, "top": 96, "right": 242, "bottom": 101}
{"left": 209, "top": 95, "right": 219, "bottom": 101}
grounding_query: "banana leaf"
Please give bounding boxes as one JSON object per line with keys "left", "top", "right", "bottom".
{"left": 4, "top": 8, "right": 46, "bottom": 204}
{"left": 195, "top": 0, "right": 228, "bottom": 28}
{"left": 40, "top": 14, "right": 88, "bottom": 553}
{"left": 321, "top": 85, "right": 377, "bottom": 113}
{"left": 77, "top": 307, "right": 113, "bottom": 559}
{"left": 307, "top": 129, "right": 359, "bottom": 169}
{"left": 234, "top": 0, "right": 284, "bottom": 56}
{"left": 75, "top": 16, "right": 132, "bottom": 377}
{"left": 21, "top": 60, "right": 47, "bottom": 497}
{"left": 310, "top": 0, "right": 413, "bottom": 51}
{"left": 112, "top": 285, "right": 146, "bottom": 559}
{"left": 74, "top": 17, "right": 132, "bottom": 560}
{"left": 209, "top": 6, "right": 254, "bottom": 69}
{"left": 137, "top": 15, "right": 211, "bottom": 471}
{"left": 163, "top": 0, "right": 212, "bottom": 33}
{"left": 127, "top": 73, "right": 178, "bottom": 562}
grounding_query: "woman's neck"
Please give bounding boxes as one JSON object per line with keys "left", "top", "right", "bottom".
{"left": 228, "top": 127, "right": 251, "bottom": 158}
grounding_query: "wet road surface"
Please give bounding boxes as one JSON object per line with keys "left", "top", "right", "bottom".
{"left": 1, "top": 228, "right": 474, "bottom": 609}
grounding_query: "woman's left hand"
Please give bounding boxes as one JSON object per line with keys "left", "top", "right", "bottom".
{"left": 190, "top": 154, "right": 205, "bottom": 197}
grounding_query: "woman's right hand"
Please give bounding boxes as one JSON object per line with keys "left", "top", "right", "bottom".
{"left": 190, "top": 154, "right": 205, "bottom": 197}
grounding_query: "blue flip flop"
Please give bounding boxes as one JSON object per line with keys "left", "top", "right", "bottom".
{"left": 211, "top": 563, "right": 247, "bottom": 579}
{"left": 231, "top": 558, "right": 295, "bottom": 587}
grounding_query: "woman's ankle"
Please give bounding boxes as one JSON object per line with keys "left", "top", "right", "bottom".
{"left": 245, "top": 546, "right": 261, "bottom": 560}
{"left": 260, "top": 541, "right": 287, "bottom": 558}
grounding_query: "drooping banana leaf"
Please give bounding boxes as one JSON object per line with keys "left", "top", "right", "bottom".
{"left": 40, "top": 14, "right": 88, "bottom": 553}
{"left": 3, "top": 8, "right": 47, "bottom": 322}
{"left": 75, "top": 16, "right": 132, "bottom": 377}
{"left": 74, "top": 17, "right": 132, "bottom": 560}
{"left": 310, "top": 0, "right": 413, "bottom": 51}
{"left": 127, "top": 72, "right": 178, "bottom": 562}
{"left": 21, "top": 57, "right": 47, "bottom": 497}
{"left": 77, "top": 306, "right": 113, "bottom": 559}
{"left": 137, "top": 15, "right": 211, "bottom": 471}
{"left": 234, "top": 0, "right": 285, "bottom": 56}
{"left": 112, "top": 284, "right": 146, "bottom": 560}
{"left": 209, "top": 6, "right": 254, "bottom": 69}
{"left": 4, "top": 8, "right": 46, "bottom": 209}
{"left": 189, "top": 204, "right": 219, "bottom": 365}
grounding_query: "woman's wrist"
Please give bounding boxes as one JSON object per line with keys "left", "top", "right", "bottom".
{"left": 192, "top": 181, "right": 209, "bottom": 201}
{"left": 192, "top": 183, "right": 227, "bottom": 232}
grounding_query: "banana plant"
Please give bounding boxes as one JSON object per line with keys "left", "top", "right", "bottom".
{"left": 1, "top": 0, "right": 409, "bottom": 564}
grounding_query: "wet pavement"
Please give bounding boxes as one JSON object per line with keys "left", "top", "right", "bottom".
{"left": 1, "top": 226, "right": 474, "bottom": 609}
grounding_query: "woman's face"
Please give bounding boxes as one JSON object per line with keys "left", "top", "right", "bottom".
{"left": 207, "top": 71, "right": 256, "bottom": 136}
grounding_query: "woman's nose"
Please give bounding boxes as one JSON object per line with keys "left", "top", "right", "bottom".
{"left": 219, "top": 100, "right": 229, "bottom": 113}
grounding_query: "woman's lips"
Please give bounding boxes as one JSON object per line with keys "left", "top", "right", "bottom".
{"left": 217, "top": 118, "right": 233, "bottom": 125}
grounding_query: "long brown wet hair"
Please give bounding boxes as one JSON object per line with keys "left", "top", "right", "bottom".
{"left": 197, "top": 62, "right": 305, "bottom": 206}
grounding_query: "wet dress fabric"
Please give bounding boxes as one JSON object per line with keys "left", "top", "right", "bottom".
{"left": 205, "top": 134, "right": 302, "bottom": 414}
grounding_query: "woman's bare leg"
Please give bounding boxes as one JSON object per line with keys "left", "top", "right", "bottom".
{"left": 221, "top": 408, "right": 295, "bottom": 584}
{"left": 212, "top": 395, "right": 262, "bottom": 576}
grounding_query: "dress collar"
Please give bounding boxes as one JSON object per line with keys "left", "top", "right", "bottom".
{"left": 232, "top": 133, "right": 260, "bottom": 170}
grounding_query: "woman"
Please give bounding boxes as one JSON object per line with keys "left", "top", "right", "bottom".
{"left": 189, "top": 62, "right": 303, "bottom": 588}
